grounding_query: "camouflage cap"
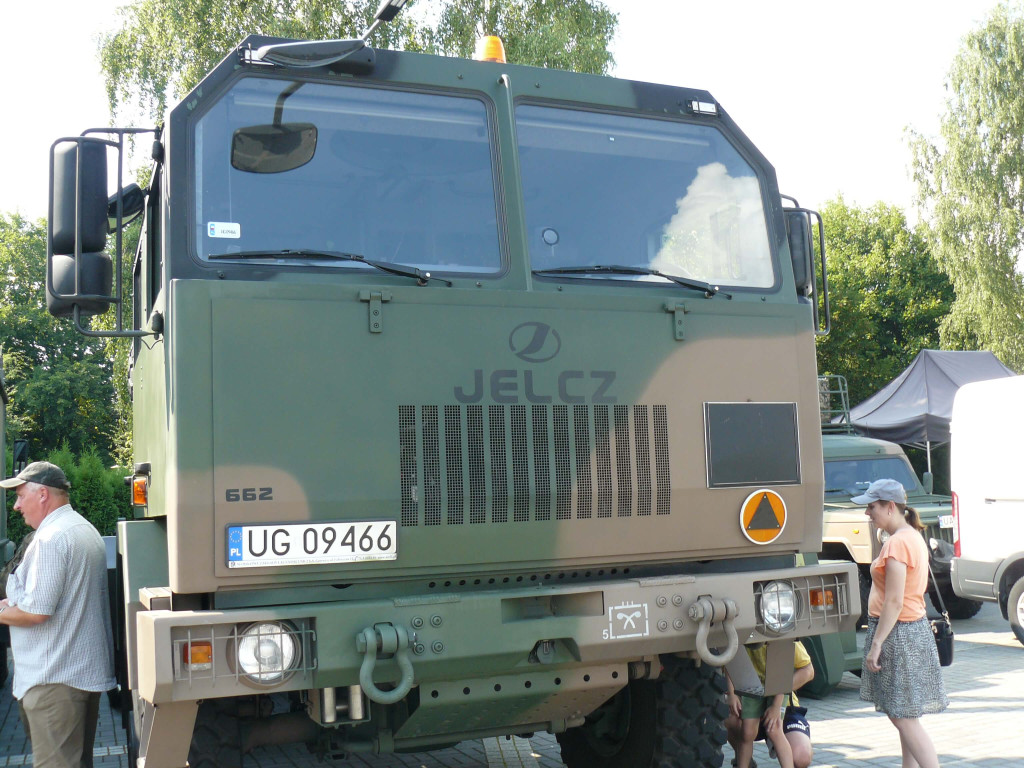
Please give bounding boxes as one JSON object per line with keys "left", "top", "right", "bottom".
{"left": 0, "top": 461, "right": 71, "bottom": 491}
{"left": 851, "top": 478, "right": 906, "bottom": 506}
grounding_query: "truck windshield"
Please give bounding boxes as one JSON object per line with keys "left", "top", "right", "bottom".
{"left": 193, "top": 77, "right": 502, "bottom": 273}
{"left": 516, "top": 105, "right": 775, "bottom": 289}
{"left": 825, "top": 457, "right": 921, "bottom": 498}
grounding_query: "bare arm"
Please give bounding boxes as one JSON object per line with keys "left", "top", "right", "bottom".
{"left": 0, "top": 599, "right": 50, "bottom": 627}
{"left": 866, "top": 559, "right": 907, "bottom": 673}
{"left": 793, "top": 662, "right": 815, "bottom": 690}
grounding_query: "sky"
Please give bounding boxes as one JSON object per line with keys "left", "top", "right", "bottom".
{"left": 0, "top": 0, "right": 1006, "bottom": 222}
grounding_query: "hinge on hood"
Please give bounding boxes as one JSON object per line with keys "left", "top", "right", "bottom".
{"left": 359, "top": 290, "right": 393, "bottom": 334}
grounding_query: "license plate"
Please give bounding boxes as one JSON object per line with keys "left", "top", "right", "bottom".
{"left": 938, "top": 515, "right": 954, "bottom": 529}
{"left": 227, "top": 521, "right": 397, "bottom": 568}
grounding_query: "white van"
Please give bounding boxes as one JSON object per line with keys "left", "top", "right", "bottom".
{"left": 950, "top": 375, "right": 1024, "bottom": 645}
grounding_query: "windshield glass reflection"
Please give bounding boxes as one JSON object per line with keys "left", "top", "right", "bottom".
{"left": 516, "top": 105, "right": 775, "bottom": 289}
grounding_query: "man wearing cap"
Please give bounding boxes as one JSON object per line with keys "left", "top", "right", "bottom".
{"left": 0, "top": 462, "right": 115, "bottom": 768}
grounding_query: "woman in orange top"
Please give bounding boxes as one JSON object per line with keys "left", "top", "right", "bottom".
{"left": 854, "top": 479, "right": 948, "bottom": 768}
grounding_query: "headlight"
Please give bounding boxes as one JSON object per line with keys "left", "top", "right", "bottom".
{"left": 877, "top": 529, "right": 890, "bottom": 545}
{"left": 759, "top": 581, "right": 798, "bottom": 633}
{"left": 230, "top": 621, "right": 300, "bottom": 685}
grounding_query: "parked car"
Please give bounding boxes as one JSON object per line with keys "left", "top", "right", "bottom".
{"left": 950, "top": 376, "right": 1024, "bottom": 645}
{"left": 820, "top": 433, "right": 983, "bottom": 622}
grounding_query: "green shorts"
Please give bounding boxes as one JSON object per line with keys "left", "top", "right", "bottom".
{"left": 739, "top": 692, "right": 791, "bottom": 720}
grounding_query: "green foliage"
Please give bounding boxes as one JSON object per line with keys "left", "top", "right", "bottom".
{"left": 0, "top": 214, "right": 119, "bottom": 463}
{"left": 910, "top": 2, "right": 1024, "bottom": 371}
{"left": 91, "top": 219, "right": 142, "bottom": 467}
{"left": 4, "top": 446, "right": 130, "bottom": 546}
{"left": 100, "top": 0, "right": 617, "bottom": 122}
{"left": 427, "top": 0, "right": 616, "bottom": 74}
{"left": 816, "top": 198, "right": 954, "bottom": 406}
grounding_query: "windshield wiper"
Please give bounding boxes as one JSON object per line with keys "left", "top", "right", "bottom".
{"left": 208, "top": 249, "right": 452, "bottom": 286}
{"left": 532, "top": 264, "right": 731, "bottom": 299}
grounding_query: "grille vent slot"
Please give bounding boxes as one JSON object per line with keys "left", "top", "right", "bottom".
{"left": 399, "top": 405, "right": 671, "bottom": 526}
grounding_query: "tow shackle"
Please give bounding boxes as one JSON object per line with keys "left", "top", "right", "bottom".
{"left": 356, "top": 623, "right": 416, "bottom": 704}
{"left": 688, "top": 597, "right": 740, "bottom": 666}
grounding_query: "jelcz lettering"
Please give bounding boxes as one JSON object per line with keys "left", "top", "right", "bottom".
{"left": 454, "top": 369, "right": 617, "bottom": 404}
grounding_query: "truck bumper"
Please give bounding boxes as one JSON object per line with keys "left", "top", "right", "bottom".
{"left": 136, "top": 561, "right": 857, "bottom": 708}
{"left": 951, "top": 556, "right": 999, "bottom": 601}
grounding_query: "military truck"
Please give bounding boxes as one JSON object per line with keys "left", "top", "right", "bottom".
{"left": 44, "top": 5, "right": 857, "bottom": 767}
{"left": 819, "top": 376, "right": 981, "bottom": 621}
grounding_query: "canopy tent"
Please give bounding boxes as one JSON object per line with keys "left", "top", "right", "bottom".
{"left": 849, "top": 350, "right": 1016, "bottom": 470}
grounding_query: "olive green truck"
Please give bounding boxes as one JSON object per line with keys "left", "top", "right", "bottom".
{"left": 44, "top": 6, "right": 857, "bottom": 767}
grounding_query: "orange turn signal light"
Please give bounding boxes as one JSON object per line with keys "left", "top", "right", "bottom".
{"left": 475, "top": 35, "right": 507, "bottom": 63}
{"left": 809, "top": 588, "right": 835, "bottom": 611}
{"left": 183, "top": 641, "right": 213, "bottom": 670}
{"left": 132, "top": 475, "right": 148, "bottom": 506}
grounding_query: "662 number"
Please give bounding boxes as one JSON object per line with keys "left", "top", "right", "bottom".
{"left": 225, "top": 487, "right": 273, "bottom": 502}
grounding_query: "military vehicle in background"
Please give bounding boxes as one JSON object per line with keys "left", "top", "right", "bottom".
{"left": 43, "top": 3, "right": 857, "bottom": 766}
{"left": 818, "top": 376, "right": 981, "bottom": 622}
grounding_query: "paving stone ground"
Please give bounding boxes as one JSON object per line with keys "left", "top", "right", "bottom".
{"left": 2, "top": 602, "right": 1021, "bottom": 767}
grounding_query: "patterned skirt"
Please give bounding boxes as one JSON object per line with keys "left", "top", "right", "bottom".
{"left": 860, "top": 616, "right": 949, "bottom": 718}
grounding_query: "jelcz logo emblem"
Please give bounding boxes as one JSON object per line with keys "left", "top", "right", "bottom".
{"left": 509, "top": 322, "right": 561, "bottom": 363}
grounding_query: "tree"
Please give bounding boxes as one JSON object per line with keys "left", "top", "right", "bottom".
{"left": 428, "top": 0, "right": 616, "bottom": 74}
{"left": 910, "top": 2, "right": 1024, "bottom": 372}
{"left": 100, "top": 0, "right": 617, "bottom": 123}
{"left": 816, "top": 198, "right": 955, "bottom": 407}
{"left": 0, "top": 214, "right": 119, "bottom": 463}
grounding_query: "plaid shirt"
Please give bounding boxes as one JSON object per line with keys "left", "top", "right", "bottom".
{"left": 5, "top": 504, "right": 115, "bottom": 699}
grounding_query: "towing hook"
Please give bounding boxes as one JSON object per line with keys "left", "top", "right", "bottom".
{"left": 688, "top": 597, "right": 739, "bottom": 666}
{"left": 356, "top": 623, "right": 416, "bottom": 704}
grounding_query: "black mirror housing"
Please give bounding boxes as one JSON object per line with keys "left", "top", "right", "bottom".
{"left": 51, "top": 139, "right": 109, "bottom": 255}
{"left": 108, "top": 183, "right": 147, "bottom": 231}
{"left": 785, "top": 209, "right": 813, "bottom": 296}
{"left": 47, "top": 251, "right": 114, "bottom": 317}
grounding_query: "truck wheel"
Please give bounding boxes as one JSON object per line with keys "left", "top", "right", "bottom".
{"left": 557, "top": 656, "right": 727, "bottom": 768}
{"left": 188, "top": 700, "right": 243, "bottom": 768}
{"left": 858, "top": 567, "right": 872, "bottom": 628}
{"left": 931, "top": 584, "right": 983, "bottom": 620}
{"left": 1009, "top": 576, "right": 1024, "bottom": 647}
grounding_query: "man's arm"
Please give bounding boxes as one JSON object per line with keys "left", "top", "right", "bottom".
{"left": 0, "top": 599, "right": 50, "bottom": 627}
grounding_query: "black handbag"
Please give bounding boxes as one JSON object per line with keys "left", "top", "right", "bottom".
{"left": 926, "top": 556, "right": 955, "bottom": 667}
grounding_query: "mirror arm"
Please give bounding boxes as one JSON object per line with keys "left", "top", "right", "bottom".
{"left": 72, "top": 305, "right": 155, "bottom": 339}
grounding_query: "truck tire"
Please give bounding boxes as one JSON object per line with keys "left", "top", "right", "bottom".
{"left": 1009, "top": 576, "right": 1024, "bottom": 647}
{"left": 557, "top": 656, "right": 727, "bottom": 768}
{"left": 931, "top": 584, "right": 983, "bottom": 620}
{"left": 188, "top": 700, "right": 243, "bottom": 768}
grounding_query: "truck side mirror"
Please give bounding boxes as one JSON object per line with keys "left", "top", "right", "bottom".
{"left": 48, "top": 138, "right": 114, "bottom": 318}
{"left": 47, "top": 251, "right": 114, "bottom": 317}
{"left": 783, "top": 203, "right": 830, "bottom": 336}
{"left": 51, "top": 139, "right": 109, "bottom": 254}
{"left": 785, "top": 209, "right": 813, "bottom": 296}
{"left": 108, "top": 183, "right": 147, "bottom": 231}
{"left": 922, "top": 471, "right": 934, "bottom": 494}
{"left": 12, "top": 439, "right": 29, "bottom": 475}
